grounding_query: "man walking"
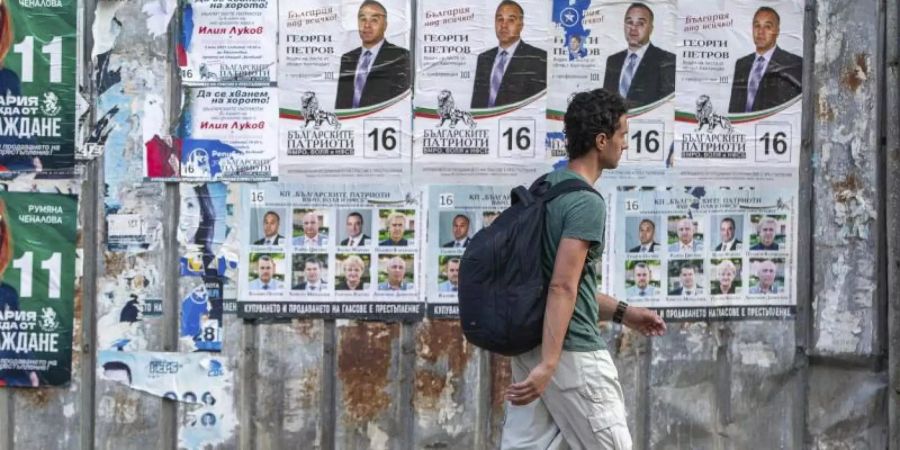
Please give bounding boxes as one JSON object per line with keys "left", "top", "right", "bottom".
{"left": 502, "top": 89, "right": 666, "bottom": 449}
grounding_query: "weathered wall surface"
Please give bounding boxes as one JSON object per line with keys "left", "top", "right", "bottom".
{"left": 0, "top": 0, "right": 896, "bottom": 449}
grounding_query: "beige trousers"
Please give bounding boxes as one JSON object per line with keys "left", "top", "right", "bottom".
{"left": 501, "top": 347, "right": 633, "bottom": 450}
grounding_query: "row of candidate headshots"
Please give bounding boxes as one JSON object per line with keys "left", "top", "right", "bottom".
{"left": 252, "top": 208, "right": 415, "bottom": 248}
{"left": 253, "top": 208, "right": 499, "bottom": 250}
{"left": 625, "top": 214, "right": 788, "bottom": 254}
{"left": 624, "top": 257, "right": 787, "bottom": 298}
{"left": 325, "top": 1, "right": 800, "bottom": 113}
{"left": 247, "top": 253, "right": 416, "bottom": 292}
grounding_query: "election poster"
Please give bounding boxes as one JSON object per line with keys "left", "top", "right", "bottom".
{"left": 238, "top": 184, "right": 423, "bottom": 320}
{"left": 414, "top": 0, "right": 550, "bottom": 184}
{"left": 98, "top": 351, "right": 236, "bottom": 448}
{"left": 0, "top": 0, "right": 77, "bottom": 175}
{"left": 144, "top": 87, "right": 278, "bottom": 181}
{"left": 178, "top": 183, "right": 236, "bottom": 352}
{"left": 547, "top": 0, "right": 676, "bottom": 167}
{"left": 607, "top": 180, "right": 797, "bottom": 321}
{"left": 278, "top": 0, "right": 412, "bottom": 182}
{"left": 177, "top": 0, "right": 278, "bottom": 86}
{"left": 0, "top": 192, "right": 77, "bottom": 387}
{"left": 673, "top": 0, "right": 803, "bottom": 167}
{"left": 424, "top": 184, "right": 512, "bottom": 318}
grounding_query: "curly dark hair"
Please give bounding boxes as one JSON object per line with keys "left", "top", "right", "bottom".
{"left": 563, "top": 89, "right": 628, "bottom": 160}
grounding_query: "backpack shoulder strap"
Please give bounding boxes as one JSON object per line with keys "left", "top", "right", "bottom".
{"left": 542, "top": 178, "right": 602, "bottom": 203}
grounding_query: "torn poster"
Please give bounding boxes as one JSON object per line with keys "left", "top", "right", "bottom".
{"left": 178, "top": 183, "right": 233, "bottom": 352}
{"left": 97, "top": 351, "right": 236, "bottom": 448}
{"left": 0, "top": 0, "right": 77, "bottom": 175}
{"left": 0, "top": 192, "right": 77, "bottom": 387}
{"left": 146, "top": 87, "right": 278, "bottom": 181}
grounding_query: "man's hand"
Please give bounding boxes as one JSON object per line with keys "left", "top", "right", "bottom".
{"left": 622, "top": 306, "right": 667, "bottom": 337}
{"left": 506, "top": 362, "right": 555, "bottom": 406}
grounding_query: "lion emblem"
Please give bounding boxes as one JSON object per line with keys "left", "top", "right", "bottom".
{"left": 183, "top": 147, "right": 212, "bottom": 178}
{"left": 436, "top": 90, "right": 476, "bottom": 129}
{"left": 695, "top": 95, "right": 733, "bottom": 133}
{"left": 39, "top": 307, "right": 59, "bottom": 332}
{"left": 199, "top": 63, "right": 218, "bottom": 80}
{"left": 301, "top": 92, "right": 341, "bottom": 130}
{"left": 41, "top": 92, "right": 61, "bottom": 117}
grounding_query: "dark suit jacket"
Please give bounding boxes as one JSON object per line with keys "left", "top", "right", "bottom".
{"left": 750, "top": 242, "right": 780, "bottom": 251}
{"left": 335, "top": 41, "right": 411, "bottom": 109}
{"left": 471, "top": 41, "right": 547, "bottom": 108}
{"left": 728, "top": 46, "right": 803, "bottom": 113}
{"left": 293, "top": 282, "right": 327, "bottom": 291}
{"left": 254, "top": 234, "right": 285, "bottom": 245}
{"left": 442, "top": 237, "right": 471, "bottom": 248}
{"left": 379, "top": 238, "right": 409, "bottom": 247}
{"left": 336, "top": 280, "right": 364, "bottom": 291}
{"left": 603, "top": 43, "right": 676, "bottom": 109}
{"left": 339, "top": 234, "right": 370, "bottom": 246}
{"left": 714, "top": 239, "right": 742, "bottom": 251}
{"left": 628, "top": 242, "right": 660, "bottom": 253}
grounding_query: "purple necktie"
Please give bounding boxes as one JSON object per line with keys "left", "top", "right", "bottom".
{"left": 353, "top": 50, "right": 372, "bottom": 108}
{"left": 488, "top": 50, "right": 508, "bottom": 107}
{"left": 746, "top": 56, "right": 766, "bottom": 112}
{"left": 619, "top": 53, "right": 638, "bottom": 98}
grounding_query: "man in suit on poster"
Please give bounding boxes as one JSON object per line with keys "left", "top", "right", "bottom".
{"left": 628, "top": 218, "right": 661, "bottom": 253}
{"left": 714, "top": 217, "right": 742, "bottom": 251}
{"left": 728, "top": 6, "right": 803, "bottom": 113}
{"left": 442, "top": 214, "right": 472, "bottom": 248}
{"left": 335, "top": 0, "right": 411, "bottom": 109}
{"left": 602, "top": 2, "right": 676, "bottom": 109}
{"left": 253, "top": 211, "right": 285, "bottom": 245}
{"left": 340, "top": 212, "right": 371, "bottom": 247}
{"left": 471, "top": 0, "right": 547, "bottom": 109}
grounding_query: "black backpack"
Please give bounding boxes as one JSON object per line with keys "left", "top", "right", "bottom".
{"left": 457, "top": 174, "right": 601, "bottom": 356}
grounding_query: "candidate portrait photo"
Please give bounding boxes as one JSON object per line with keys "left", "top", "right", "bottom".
{"left": 335, "top": 0, "right": 411, "bottom": 109}
{"left": 602, "top": 2, "right": 676, "bottom": 109}
{"left": 728, "top": 6, "right": 803, "bottom": 113}
{"left": 470, "top": 0, "right": 547, "bottom": 109}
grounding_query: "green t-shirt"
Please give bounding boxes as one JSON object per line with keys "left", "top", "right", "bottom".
{"left": 541, "top": 169, "right": 607, "bottom": 352}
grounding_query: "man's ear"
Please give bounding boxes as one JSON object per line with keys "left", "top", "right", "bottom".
{"left": 595, "top": 133, "right": 608, "bottom": 151}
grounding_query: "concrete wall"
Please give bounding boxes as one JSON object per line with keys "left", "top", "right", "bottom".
{"left": 0, "top": 0, "right": 896, "bottom": 448}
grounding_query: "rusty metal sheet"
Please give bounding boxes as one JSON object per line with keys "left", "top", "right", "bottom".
{"left": 721, "top": 322, "right": 801, "bottom": 449}
{"left": 808, "top": 365, "right": 888, "bottom": 449}
{"left": 810, "top": 0, "right": 881, "bottom": 358}
{"left": 94, "top": 381, "right": 165, "bottom": 450}
{"left": 412, "top": 320, "right": 478, "bottom": 449}
{"left": 254, "top": 320, "right": 324, "bottom": 449}
{"left": 647, "top": 322, "right": 719, "bottom": 449}
{"left": 335, "top": 321, "right": 401, "bottom": 450}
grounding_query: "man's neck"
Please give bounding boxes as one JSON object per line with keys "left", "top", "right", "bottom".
{"left": 306, "top": 234, "right": 318, "bottom": 240}
{"left": 627, "top": 41, "right": 649, "bottom": 53}
{"left": 566, "top": 159, "right": 601, "bottom": 184}
{"left": 755, "top": 45, "right": 776, "bottom": 56}
{"left": 389, "top": 280, "right": 402, "bottom": 288}
{"left": 362, "top": 39, "right": 385, "bottom": 51}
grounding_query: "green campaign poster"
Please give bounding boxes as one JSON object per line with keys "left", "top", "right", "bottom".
{"left": 0, "top": 0, "right": 77, "bottom": 174}
{"left": 0, "top": 192, "right": 77, "bottom": 387}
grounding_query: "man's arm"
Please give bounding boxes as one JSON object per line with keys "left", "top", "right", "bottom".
{"left": 597, "top": 292, "right": 666, "bottom": 336}
{"left": 505, "top": 237, "right": 587, "bottom": 406}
